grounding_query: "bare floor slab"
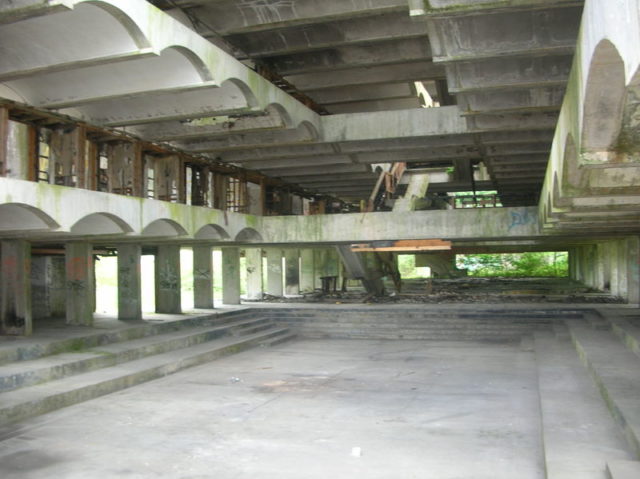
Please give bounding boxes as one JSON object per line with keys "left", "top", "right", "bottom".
{"left": 0, "top": 339, "right": 544, "bottom": 479}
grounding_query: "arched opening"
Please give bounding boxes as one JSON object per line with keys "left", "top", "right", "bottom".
{"left": 195, "top": 224, "right": 230, "bottom": 241}
{"left": 142, "top": 219, "right": 188, "bottom": 237}
{"left": 70, "top": 212, "right": 133, "bottom": 236}
{"left": 235, "top": 227, "right": 263, "bottom": 242}
{"left": 0, "top": 203, "right": 59, "bottom": 232}
{"left": 581, "top": 39, "right": 626, "bottom": 152}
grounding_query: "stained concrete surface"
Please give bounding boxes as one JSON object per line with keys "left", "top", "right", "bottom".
{"left": 0, "top": 339, "right": 544, "bottom": 478}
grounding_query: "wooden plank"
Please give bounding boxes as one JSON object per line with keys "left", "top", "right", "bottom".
{"left": 351, "top": 239, "right": 452, "bottom": 252}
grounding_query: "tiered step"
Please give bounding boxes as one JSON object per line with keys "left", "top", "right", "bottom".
{"left": 259, "top": 307, "right": 587, "bottom": 341}
{"left": 567, "top": 316, "right": 640, "bottom": 459}
{"left": 534, "top": 331, "right": 632, "bottom": 478}
{"left": 0, "top": 310, "right": 293, "bottom": 427}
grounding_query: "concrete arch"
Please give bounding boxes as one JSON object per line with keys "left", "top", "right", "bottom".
{"left": 9, "top": 45, "right": 216, "bottom": 110}
{"left": 70, "top": 212, "right": 133, "bottom": 235}
{"left": 84, "top": 1, "right": 151, "bottom": 49}
{"left": 235, "top": 227, "right": 263, "bottom": 242}
{"left": 561, "top": 133, "right": 583, "bottom": 191}
{"left": 160, "top": 45, "right": 213, "bottom": 83}
{"left": 195, "top": 224, "right": 230, "bottom": 241}
{"left": 0, "top": 203, "right": 60, "bottom": 232}
{"left": 0, "top": 1, "right": 150, "bottom": 80}
{"left": 223, "top": 78, "right": 259, "bottom": 110}
{"left": 582, "top": 39, "right": 626, "bottom": 151}
{"left": 298, "top": 120, "right": 320, "bottom": 142}
{"left": 142, "top": 219, "right": 188, "bottom": 237}
{"left": 266, "top": 103, "right": 294, "bottom": 128}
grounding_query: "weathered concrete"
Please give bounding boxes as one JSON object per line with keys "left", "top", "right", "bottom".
{"left": 117, "top": 244, "right": 142, "bottom": 321}
{"left": 265, "top": 248, "right": 283, "bottom": 297}
{"left": 0, "top": 240, "right": 31, "bottom": 335}
{"left": 221, "top": 247, "right": 241, "bottom": 305}
{"left": 193, "top": 245, "right": 214, "bottom": 309}
{"left": 0, "top": 338, "right": 545, "bottom": 479}
{"left": 284, "top": 249, "right": 300, "bottom": 296}
{"left": 154, "top": 245, "right": 181, "bottom": 314}
{"left": 64, "top": 242, "right": 93, "bottom": 327}
{"left": 245, "top": 248, "right": 263, "bottom": 300}
{"left": 299, "top": 249, "right": 315, "bottom": 293}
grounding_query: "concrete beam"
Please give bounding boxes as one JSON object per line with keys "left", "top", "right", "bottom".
{"left": 266, "top": 164, "right": 371, "bottom": 177}
{"left": 426, "top": 6, "right": 581, "bottom": 62}
{"left": 267, "top": 37, "right": 432, "bottom": 75}
{"left": 447, "top": 56, "right": 573, "bottom": 93}
{"left": 224, "top": 12, "right": 428, "bottom": 58}
{"left": 185, "top": 0, "right": 407, "bottom": 35}
{"left": 326, "top": 98, "right": 423, "bottom": 114}
{"left": 457, "top": 87, "right": 567, "bottom": 114}
{"left": 307, "top": 83, "right": 417, "bottom": 105}
{"left": 261, "top": 207, "right": 541, "bottom": 243}
{"left": 286, "top": 61, "right": 445, "bottom": 91}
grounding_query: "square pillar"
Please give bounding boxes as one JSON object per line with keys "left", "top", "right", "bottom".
{"left": 222, "top": 247, "right": 241, "bottom": 305}
{"left": 65, "top": 242, "right": 94, "bottom": 326}
{"left": 245, "top": 248, "right": 263, "bottom": 300}
{"left": 284, "top": 249, "right": 300, "bottom": 296}
{"left": 155, "top": 245, "right": 181, "bottom": 314}
{"left": 266, "top": 248, "right": 283, "bottom": 297}
{"left": 193, "top": 246, "right": 214, "bottom": 309}
{"left": 300, "top": 249, "right": 315, "bottom": 293}
{"left": 627, "top": 236, "right": 640, "bottom": 305}
{"left": 1, "top": 240, "right": 32, "bottom": 335}
{"left": 117, "top": 244, "right": 142, "bottom": 320}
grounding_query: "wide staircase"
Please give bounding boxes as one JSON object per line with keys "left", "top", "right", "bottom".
{"left": 0, "top": 309, "right": 294, "bottom": 427}
{"left": 256, "top": 306, "right": 579, "bottom": 341}
{"left": 534, "top": 307, "right": 640, "bottom": 478}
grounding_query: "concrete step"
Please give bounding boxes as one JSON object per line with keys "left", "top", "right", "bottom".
{"left": 534, "top": 332, "right": 632, "bottom": 479}
{"left": 0, "top": 316, "right": 271, "bottom": 393}
{"left": 259, "top": 331, "right": 296, "bottom": 347}
{"left": 567, "top": 320, "right": 640, "bottom": 458}
{"left": 0, "top": 309, "right": 258, "bottom": 366}
{"left": 606, "top": 460, "right": 640, "bottom": 479}
{"left": 0, "top": 326, "right": 290, "bottom": 427}
{"left": 609, "top": 319, "right": 640, "bottom": 360}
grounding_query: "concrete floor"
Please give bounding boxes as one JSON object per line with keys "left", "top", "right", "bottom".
{"left": 0, "top": 339, "right": 544, "bottom": 478}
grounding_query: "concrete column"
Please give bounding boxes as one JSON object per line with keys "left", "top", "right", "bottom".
{"left": 265, "top": 248, "right": 283, "bottom": 297}
{"left": 245, "top": 248, "right": 263, "bottom": 300}
{"left": 65, "top": 242, "right": 94, "bottom": 326}
{"left": 50, "top": 257, "right": 66, "bottom": 317}
{"left": 284, "top": 249, "right": 300, "bottom": 296}
{"left": 300, "top": 248, "right": 315, "bottom": 293}
{"left": 31, "top": 256, "right": 52, "bottom": 320}
{"left": 155, "top": 245, "right": 181, "bottom": 314}
{"left": 617, "top": 240, "right": 629, "bottom": 300}
{"left": 222, "top": 247, "right": 241, "bottom": 305}
{"left": 595, "top": 244, "right": 606, "bottom": 290}
{"left": 627, "top": 236, "right": 640, "bottom": 305}
{"left": 193, "top": 246, "right": 214, "bottom": 309}
{"left": 117, "top": 244, "right": 142, "bottom": 320}
{"left": 610, "top": 242, "right": 621, "bottom": 297}
{"left": 1, "top": 240, "right": 32, "bottom": 335}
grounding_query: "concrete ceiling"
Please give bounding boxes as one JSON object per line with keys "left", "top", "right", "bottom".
{"left": 1, "top": 0, "right": 585, "bottom": 206}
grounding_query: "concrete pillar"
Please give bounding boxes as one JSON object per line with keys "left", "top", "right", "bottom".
{"left": 617, "top": 240, "right": 629, "bottom": 300}
{"left": 31, "top": 256, "right": 51, "bottom": 320}
{"left": 300, "top": 248, "right": 315, "bottom": 293}
{"left": 193, "top": 246, "right": 214, "bottom": 309}
{"left": 50, "top": 257, "right": 66, "bottom": 317}
{"left": 222, "top": 247, "right": 241, "bottom": 305}
{"left": 1, "top": 240, "right": 32, "bottom": 335}
{"left": 155, "top": 245, "right": 181, "bottom": 314}
{"left": 627, "top": 236, "right": 640, "bottom": 305}
{"left": 265, "top": 248, "right": 283, "bottom": 297}
{"left": 65, "top": 242, "right": 94, "bottom": 326}
{"left": 245, "top": 248, "right": 263, "bottom": 300}
{"left": 117, "top": 244, "right": 142, "bottom": 321}
{"left": 610, "top": 242, "right": 621, "bottom": 297}
{"left": 595, "top": 244, "right": 606, "bottom": 290}
{"left": 284, "top": 249, "right": 300, "bottom": 296}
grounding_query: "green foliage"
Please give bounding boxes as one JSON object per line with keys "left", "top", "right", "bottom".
{"left": 456, "top": 252, "right": 568, "bottom": 277}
